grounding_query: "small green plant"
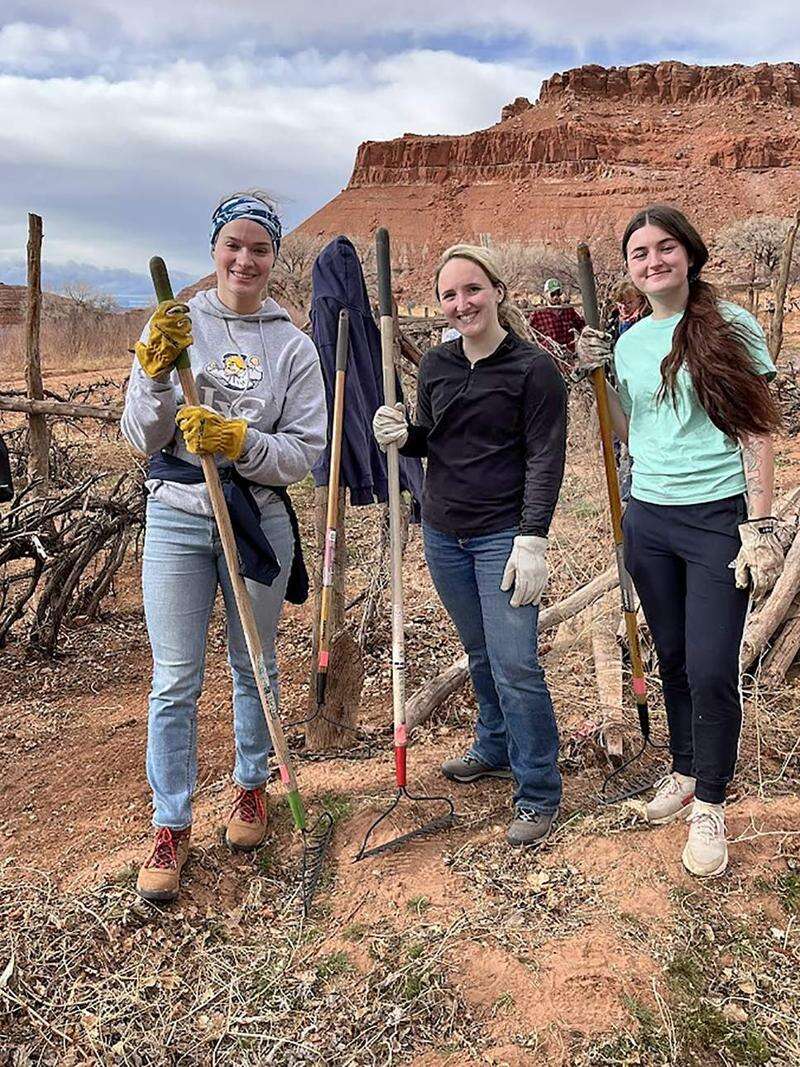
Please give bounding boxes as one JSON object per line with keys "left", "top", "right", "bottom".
{"left": 406, "top": 942, "right": 425, "bottom": 960}
{"left": 316, "top": 951, "right": 352, "bottom": 980}
{"left": 318, "top": 793, "right": 353, "bottom": 824}
{"left": 343, "top": 922, "right": 366, "bottom": 942}
{"left": 777, "top": 870, "right": 800, "bottom": 914}
{"left": 406, "top": 894, "right": 430, "bottom": 915}
{"left": 491, "top": 991, "right": 515, "bottom": 1017}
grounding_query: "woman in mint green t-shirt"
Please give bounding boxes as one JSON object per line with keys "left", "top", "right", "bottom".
{"left": 578, "top": 204, "right": 784, "bottom": 880}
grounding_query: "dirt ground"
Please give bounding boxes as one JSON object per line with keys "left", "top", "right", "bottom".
{"left": 1, "top": 369, "right": 800, "bottom": 1065}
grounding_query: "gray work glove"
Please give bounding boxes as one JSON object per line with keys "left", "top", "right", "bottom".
{"left": 730, "top": 517, "right": 785, "bottom": 603}
{"left": 372, "top": 402, "right": 408, "bottom": 450}
{"left": 500, "top": 535, "right": 548, "bottom": 608}
{"left": 574, "top": 326, "right": 614, "bottom": 380}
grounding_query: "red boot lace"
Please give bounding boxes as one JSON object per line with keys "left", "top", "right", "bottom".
{"left": 230, "top": 788, "right": 266, "bottom": 825}
{"left": 146, "top": 827, "right": 186, "bottom": 870}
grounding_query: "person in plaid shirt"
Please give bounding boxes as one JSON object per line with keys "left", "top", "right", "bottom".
{"left": 528, "top": 278, "right": 585, "bottom": 357}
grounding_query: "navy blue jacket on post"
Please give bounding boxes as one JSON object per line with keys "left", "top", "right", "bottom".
{"left": 310, "top": 236, "right": 423, "bottom": 510}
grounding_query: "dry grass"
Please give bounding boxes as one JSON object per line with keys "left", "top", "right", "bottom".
{"left": 1, "top": 381, "right": 800, "bottom": 1065}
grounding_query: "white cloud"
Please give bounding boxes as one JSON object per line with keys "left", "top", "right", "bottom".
{"left": 0, "top": 21, "right": 92, "bottom": 74}
{"left": 1, "top": 1, "right": 799, "bottom": 283}
{"left": 0, "top": 49, "right": 545, "bottom": 273}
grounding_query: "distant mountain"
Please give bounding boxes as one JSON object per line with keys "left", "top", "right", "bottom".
{"left": 0, "top": 259, "right": 195, "bottom": 309}
{"left": 298, "top": 60, "right": 800, "bottom": 287}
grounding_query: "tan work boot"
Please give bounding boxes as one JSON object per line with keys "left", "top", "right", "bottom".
{"left": 226, "top": 785, "right": 268, "bottom": 851}
{"left": 136, "top": 826, "right": 191, "bottom": 903}
{"left": 645, "top": 772, "right": 696, "bottom": 825}
{"left": 682, "top": 801, "right": 728, "bottom": 878}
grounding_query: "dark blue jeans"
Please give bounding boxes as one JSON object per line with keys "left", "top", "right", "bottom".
{"left": 423, "top": 523, "right": 562, "bottom": 814}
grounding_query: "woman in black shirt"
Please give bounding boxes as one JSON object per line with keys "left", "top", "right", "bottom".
{"left": 373, "top": 244, "right": 567, "bottom": 846}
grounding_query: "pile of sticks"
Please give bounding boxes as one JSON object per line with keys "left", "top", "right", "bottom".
{"left": 0, "top": 470, "right": 144, "bottom": 653}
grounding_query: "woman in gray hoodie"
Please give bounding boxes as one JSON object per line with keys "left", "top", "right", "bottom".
{"left": 121, "top": 190, "right": 326, "bottom": 903}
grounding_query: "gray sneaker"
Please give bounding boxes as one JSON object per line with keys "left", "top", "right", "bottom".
{"left": 506, "top": 808, "right": 558, "bottom": 847}
{"left": 440, "top": 752, "right": 513, "bottom": 783}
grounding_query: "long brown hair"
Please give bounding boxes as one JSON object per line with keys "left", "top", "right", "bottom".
{"left": 622, "top": 205, "right": 780, "bottom": 439}
{"left": 433, "top": 244, "right": 532, "bottom": 340}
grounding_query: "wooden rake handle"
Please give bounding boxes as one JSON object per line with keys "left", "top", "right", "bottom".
{"left": 149, "top": 257, "right": 307, "bottom": 829}
{"left": 375, "top": 228, "right": 408, "bottom": 785}
{"left": 575, "top": 245, "right": 649, "bottom": 729}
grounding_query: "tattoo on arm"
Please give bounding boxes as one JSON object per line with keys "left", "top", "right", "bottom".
{"left": 741, "top": 434, "right": 773, "bottom": 517}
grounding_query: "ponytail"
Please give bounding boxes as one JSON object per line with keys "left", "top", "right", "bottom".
{"left": 658, "top": 278, "right": 781, "bottom": 439}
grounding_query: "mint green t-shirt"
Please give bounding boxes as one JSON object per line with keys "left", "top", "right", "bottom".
{"left": 613, "top": 301, "right": 776, "bottom": 505}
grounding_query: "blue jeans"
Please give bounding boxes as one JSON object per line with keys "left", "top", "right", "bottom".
{"left": 423, "top": 523, "right": 562, "bottom": 814}
{"left": 142, "top": 495, "right": 294, "bottom": 828}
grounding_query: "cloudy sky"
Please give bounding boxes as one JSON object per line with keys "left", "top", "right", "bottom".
{"left": 1, "top": 1, "right": 798, "bottom": 300}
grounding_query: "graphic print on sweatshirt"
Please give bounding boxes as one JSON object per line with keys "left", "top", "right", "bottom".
{"left": 205, "top": 353, "right": 264, "bottom": 392}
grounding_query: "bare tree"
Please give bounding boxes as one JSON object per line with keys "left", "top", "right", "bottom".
{"left": 714, "top": 216, "right": 800, "bottom": 312}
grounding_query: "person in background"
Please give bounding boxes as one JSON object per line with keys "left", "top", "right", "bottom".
{"left": 577, "top": 204, "right": 783, "bottom": 878}
{"left": 610, "top": 279, "right": 649, "bottom": 339}
{"left": 121, "top": 189, "right": 326, "bottom": 903}
{"left": 528, "top": 278, "right": 585, "bottom": 357}
{"left": 373, "top": 244, "right": 567, "bottom": 848}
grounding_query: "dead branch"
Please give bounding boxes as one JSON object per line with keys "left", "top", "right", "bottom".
{"left": 407, "top": 562, "right": 618, "bottom": 729}
{"left": 742, "top": 529, "right": 800, "bottom": 672}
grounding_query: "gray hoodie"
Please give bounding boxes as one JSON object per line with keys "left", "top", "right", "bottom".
{"left": 121, "top": 289, "right": 326, "bottom": 517}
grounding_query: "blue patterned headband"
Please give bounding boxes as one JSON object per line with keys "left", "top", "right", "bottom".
{"left": 210, "top": 195, "right": 282, "bottom": 257}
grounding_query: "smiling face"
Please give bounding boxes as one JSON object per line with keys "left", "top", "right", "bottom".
{"left": 625, "top": 222, "right": 692, "bottom": 303}
{"left": 213, "top": 218, "right": 275, "bottom": 312}
{"left": 437, "top": 257, "right": 503, "bottom": 341}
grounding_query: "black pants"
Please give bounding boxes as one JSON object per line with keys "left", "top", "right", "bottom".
{"left": 623, "top": 495, "right": 750, "bottom": 804}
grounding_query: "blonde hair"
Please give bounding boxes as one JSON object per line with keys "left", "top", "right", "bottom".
{"left": 433, "top": 244, "right": 531, "bottom": 340}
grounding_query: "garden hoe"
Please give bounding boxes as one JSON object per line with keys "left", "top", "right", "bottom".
{"left": 576, "top": 243, "right": 668, "bottom": 804}
{"left": 149, "top": 257, "right": 333, "bottom": 913}
{"left": 354, "top": 228, "right": 455, "bottom": 861}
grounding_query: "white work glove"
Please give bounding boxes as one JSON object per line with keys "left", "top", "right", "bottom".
{"left": 730, "top": 517, "right": 785, "bottom": 603}
{"left": 575, "top": 326, "right": 614, "bottom": 378}
{"left": 500, "top": 535, "right": 549, "bottom": 608}
{"left": 372, "top": 402, "right": 408, "bottom": 451}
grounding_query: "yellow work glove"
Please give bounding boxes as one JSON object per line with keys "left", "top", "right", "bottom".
{"left": 176, "top": 406, "right": 248, "bottom": 461}
{"left": 135, "top": 300, "right": 193, "bottom": 379}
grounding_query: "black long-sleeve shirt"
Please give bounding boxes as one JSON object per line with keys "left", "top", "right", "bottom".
{"left": 400, "top": 332, "right": 567, "bottom": 538}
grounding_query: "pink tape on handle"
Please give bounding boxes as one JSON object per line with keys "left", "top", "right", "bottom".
{"left": 632, "top": 676, "right": 647, "bottom": 698}
{"left": 318, "top": 650, "right": 330, "bottom": 669}
{"left": 278, "top": 764, "right": 291, "bottom": 785}
{"left": 394, "top": 724, "right": 407, "bottom": 746}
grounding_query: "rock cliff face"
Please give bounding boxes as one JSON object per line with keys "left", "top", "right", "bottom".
{"left": 297, "top": 61, "right": 800, "bottom": 276}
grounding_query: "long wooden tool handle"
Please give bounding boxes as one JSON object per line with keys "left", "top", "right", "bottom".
{"left": 375, "top": 228, "right": 407, "bottom": 786}
{"left": 149, "top": 257, "right": 307, "bottom": 828}
{"left": 576, "top": 245, "right": 649, "bottom": 734}
{"left": 316, "top": 308, "right": 349, "bottom": 703}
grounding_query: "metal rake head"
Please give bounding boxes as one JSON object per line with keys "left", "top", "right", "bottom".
{"left": 300, "top": 812, "right": 335, "bottom": 915}
{"left": 354, "top": 787, "right": 456, "bottom": 862}
{"left": 599, "top": 740, "right": 668, "bottom": 806}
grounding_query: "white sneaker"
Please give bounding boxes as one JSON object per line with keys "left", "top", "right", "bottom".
{"left": 645, "top": 772, "right": 696, "bottom": 825}
{"left": 682, "top": 801, "right": 728, "bottom": 878}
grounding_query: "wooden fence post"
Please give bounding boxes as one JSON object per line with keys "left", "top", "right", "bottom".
{"left": 25, "top": 213, "right": 49, "bottom": 488}
{"left": 770, "top": 210, "right": 800, "bottom": 363}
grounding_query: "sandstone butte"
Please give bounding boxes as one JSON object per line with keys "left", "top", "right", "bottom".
{"left": 296, "top": 60, "right": 800, "bottom": 275}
